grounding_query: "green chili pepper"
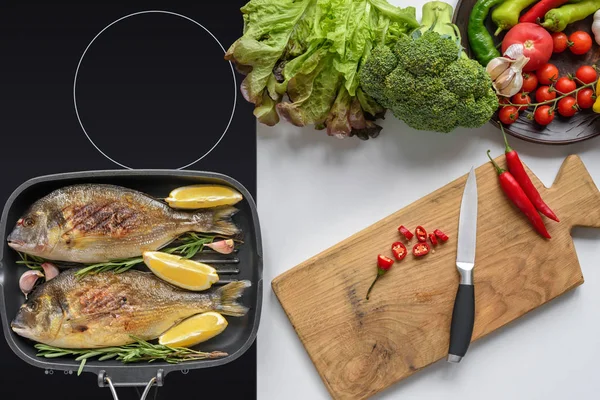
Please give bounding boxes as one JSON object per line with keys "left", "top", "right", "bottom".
{"left": 541, "top": 0, "right": 600, "bottom": 32}
{"left": 468, "top": 0, "right": 506, "bottom": 67}
{"left": 492, "top": 0, "right": 539, "bottom": 36}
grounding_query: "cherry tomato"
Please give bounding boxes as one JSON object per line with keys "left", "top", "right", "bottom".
{"left": 534, "top": 105, "right": 555, "bottom": 125}
{"left": 511, "top": 92, "right": 531, "bottom": 111}
{"left": 377, "top": 254, "right": 394, "bottom": 270}
{"left": 502, "top": 23, "right": 553, "bottom": 72}
{"left": 499, "top": 96, "right": 511, "bottom": 106}
{"left": 521, "top": 73, "right": 538, "bottom": 93}
{"left": 412, "top": 242, "right": 430, "bottom": 257}
{"left": 499, "top": 106, "right": 519, "bottom": 124}
{"left": 551, "top": 32, "right": 568, "bottom": 53}
{"left": 577, "top": 88, "right": 595, "bottom": 109}
{"left": 397, "top": 225, "right": 413, "bottom": 240}
{"left": 391, "top": 242, "right": 407, "bottom": 261}
{"left": 536, "top": 63, "right": 559, "bottom": 85}
{"left": 415, "top": 226, "right": 427, "bottom": 242}
{"left": 555, "top": 76, "right": 577, "bottom": 94}
{"left": 575, "top": 65, "right": 597, "bottom": 84}
{"left": 535, "top": 86, "right": 556, "bottom": 102}
{"left": 569, "top": 31, "right": 592, "bottom": 55}
{"left": 433, "top": 229, "right": 449, "bottom": 242}
{"left": 557, "top": 96, "right": 578, "bottom": 117}
{"left": 428, "top": 233, "right": 438, "bottom": 246}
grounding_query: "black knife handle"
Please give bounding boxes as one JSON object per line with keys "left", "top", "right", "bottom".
{"left": 448, "top": 284, "right": 475, "bottom": 362}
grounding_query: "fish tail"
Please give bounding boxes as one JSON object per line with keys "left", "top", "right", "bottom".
{"left": 213, "top": 280, "right": 251, "bottom": 317}
{"left": 203, "top": 206, "right": 240, "bottom": 236}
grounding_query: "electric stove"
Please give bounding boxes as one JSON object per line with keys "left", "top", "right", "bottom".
{"left": 0, "top": 1, "right": 257, "bottom": 398}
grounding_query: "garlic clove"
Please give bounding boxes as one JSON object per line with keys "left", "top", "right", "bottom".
{"left": 41, "top": 262, "right": 60, "bottom": 281}
{"left": 494, "top": 68, "right": 517, "bottom": 91}
{"left": 504, "top": 73, "right": 523, "bottom": 97}
{"left": 486, "top": 57, "right": 512, "bottom": 80}
{"left": 206, "top": 239, "right": 235, "bottom": 255}
{"left": 503, "top": 43, "right": 525, "bottom": 60}
{"left": 19, "top": 270, "right": 44, "bottom": 298}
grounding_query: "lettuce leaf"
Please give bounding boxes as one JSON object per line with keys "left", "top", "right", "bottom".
{"left": 226, "top": 0, "right": 418, "bottom": 138}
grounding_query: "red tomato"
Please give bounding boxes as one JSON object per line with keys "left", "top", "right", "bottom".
{"left": 551, "top": 32, "right": 568, "bottom": 53}
{"left": 391, "top": 242, "right": 407, "bottom": 261}
{"left": 577, "top": 88, "right": 595, "bottom": 109}
{"left": 511, "top": 92, "right": 531, "bottom": 111}
{"left": 412, "top": 242, "right": 430, "bottom": 257}
{"left": 499, "top": 96, "right": 511, "bottom": 106}
{"left": 555, "top": 77, "right": 577, "bottom": 94}
{"left": 536, "top": 63, "right": 559, "bottom": 85}
{"left": 535, "top": 86, "right": 556, "bottom": 102}
{"left": 569, "top": 31, "right": 592, "bottom": 55}
{"left": 558, "top": 96, "right": 578, "bottom": 117}
{"left": 521, "top": 73, "right": 538, "bottom": 93}
{"left": 502, "top": 23, "right": 553, "bottom": 72}
{"left": 534, "top": 105, "right": 555, "bottom": 125}
{"left": 575, "top": 65, "right": 597, "bottom": 84}
{"left": 499, "top": 106, "right": 519, "bottom": 124}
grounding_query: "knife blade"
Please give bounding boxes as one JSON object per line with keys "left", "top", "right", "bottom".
{"left": 447, "top": 167, "right": 478, "bottom": 363}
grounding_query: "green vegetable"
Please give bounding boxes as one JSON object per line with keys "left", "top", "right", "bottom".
{"left": 468, "top": 0, "right": 506, "bottom": 66}
{"left": 35, "top": 337, "right": 227, "bottom": 376}
{"left": 359, "top": 1, "right": 499, "bottom": 133}
{"left": 225, "top": 0, "right": 419, "bottom": 139}
{"left": 492, "top": 0, "right": 539, "bottom": 36}
{"left": 541, "top": 0, "right": 600, "bottom": 32}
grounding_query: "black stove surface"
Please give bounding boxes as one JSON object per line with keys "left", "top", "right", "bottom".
{"left": 0, "top": 1, "right": 256, "bottom": 398}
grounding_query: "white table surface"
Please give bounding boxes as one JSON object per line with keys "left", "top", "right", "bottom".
{"left": 255, "top": 1, "right": 600, "bottom": 398}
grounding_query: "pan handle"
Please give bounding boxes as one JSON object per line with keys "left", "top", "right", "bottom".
{"left": 99, "top": 370, "right": 162, "bottom": 400}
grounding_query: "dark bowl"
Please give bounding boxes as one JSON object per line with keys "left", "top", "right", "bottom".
{"left": 0, "top": 170, "right": 263, "bottom": 387}
{"left": 454, "top": 0, "right": 600, "bottom": 144}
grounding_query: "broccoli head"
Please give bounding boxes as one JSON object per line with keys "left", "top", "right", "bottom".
{"left": 359, "top": 1, "right": 498, "bottom": 133}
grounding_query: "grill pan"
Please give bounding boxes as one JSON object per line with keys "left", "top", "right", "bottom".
{"left": 0, "top": 170, "right": 262, "bottom": 394}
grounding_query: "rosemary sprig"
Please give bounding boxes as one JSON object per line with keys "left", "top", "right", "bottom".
{"left": 15, "top": 252, "right": 45, "bottom": 270}
{"left": 35, "top": 337, "right": 228, "bottom": 376}
{"left": 73, "top": 233, "right": 216, "bottom": 277}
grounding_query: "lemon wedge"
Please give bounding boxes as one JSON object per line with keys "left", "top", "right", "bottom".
{"left": 165, "top": 185, "right": 243, "bottom": 209}
{"left": 143, "top": 251, "right": 219, "bottom": 291}
{"left": 159, "top": 312, "right": 228, "bottom": 347}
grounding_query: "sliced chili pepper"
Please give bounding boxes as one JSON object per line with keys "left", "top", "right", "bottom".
{"left": 413, "top": 242, "right": 430, "bottom": 257}
{"left": 428, "top": 233, "right": 438, "bottom": 246}
{"left": 366, "top": 255, "right": 395, "bottom": 300}
{"left": 398, "top": 225, "right": 414, "bottom": 240}
{"left": 391, "top": 242, "right": 407, "bottom": 261}
{"left": 433, "top": 229, "right": 449, "bottom": 242}
{"left": 415, "top": 226, "right": 427, "bottom": 242}
{"left": 500, "top": 125, "right": 559, "bottom": 222}
{"left": 487, "top": 151, "right": 551, "bottom": 239}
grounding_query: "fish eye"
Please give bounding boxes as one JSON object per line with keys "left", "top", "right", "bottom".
{"left": 23, "top": 217, "right": 35, "bottom": 227}
{"left": 29, "top": 301, "right": 38, "bottom": 312}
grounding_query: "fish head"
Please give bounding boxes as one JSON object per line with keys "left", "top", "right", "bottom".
{"left": 7, "top": 209, "right": 54, "bottom": 256}
{"left": 11, "top": 287, "right": 64, "bottom": 343}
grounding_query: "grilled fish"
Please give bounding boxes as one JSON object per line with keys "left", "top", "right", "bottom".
{"left": 11, "top": 269, "right": 250, "bottom": 348}
{"left": 7, "top": 184, "right": 240, "bottom": 263}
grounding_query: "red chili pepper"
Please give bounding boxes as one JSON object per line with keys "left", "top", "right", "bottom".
{"left": 500, "top": 125, "right": 559, "bottom": 222}
{"left": 428, "top": 233, "right": 438, "bottom": 246}
{"left": 391, "top": 242, "right": 407, "bottom": 260}
{"left": 487, "top": 151, "right": 551, "bottom": 239}
{"left": 413, "top": 242, "right": 430, "bottom": 257}
{"left": 366, "top": 255, "right": 395, "bottom": 300}
{"left": 415, "top": 226, "right": 427, "bottom": 242}
{"left": 433, "top": 229, "right": 449, "bottom": 242}
{"left": 519, "top": 0, "right": 569, "bottom": 23}
{"left": 398, "top": 225, "right": 414, "bottom": 240}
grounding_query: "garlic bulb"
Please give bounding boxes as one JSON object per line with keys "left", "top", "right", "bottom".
{"left": 486, "top": 45, "right": 530, "bottom": 97}
{"left": 592, "top": 10, "right": 600, "bottom": 45}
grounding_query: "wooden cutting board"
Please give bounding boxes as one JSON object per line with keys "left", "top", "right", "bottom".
{"left": 272, "top": 155, "right": 600, "bottom": 400}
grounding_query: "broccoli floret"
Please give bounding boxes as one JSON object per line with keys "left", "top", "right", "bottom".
{"left": 358, "top": 1, "right": 498, "bottom": 133}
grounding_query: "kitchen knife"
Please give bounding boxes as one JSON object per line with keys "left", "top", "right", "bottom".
{"left": 447, "top": 167, "right": 478, "bottom": 363}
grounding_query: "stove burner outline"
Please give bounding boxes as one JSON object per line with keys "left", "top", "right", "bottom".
{"left": 73, "top": 10, "right": 237, "bottom": 170}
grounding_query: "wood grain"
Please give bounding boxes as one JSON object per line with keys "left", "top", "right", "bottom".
{"left": 272, "top": 155, "right": 600, "bottom": 400}
{"left": 453, "top": 2, "right": 600, "bottom": 145}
